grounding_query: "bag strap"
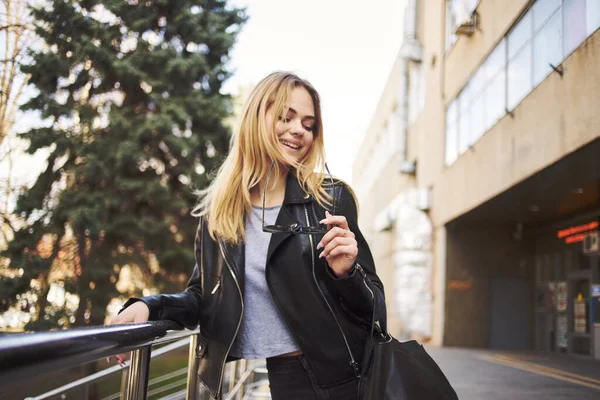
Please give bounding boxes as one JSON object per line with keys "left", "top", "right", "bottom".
{"left": 356, "top": 264, "right": 388, "bottom": 340}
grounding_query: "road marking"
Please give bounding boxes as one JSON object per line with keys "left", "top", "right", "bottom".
{"left": 479, "top": 355, "right": 600, "bottom": 391}
{"left": 494, "top": 354, "right": 600, "bottom": 385}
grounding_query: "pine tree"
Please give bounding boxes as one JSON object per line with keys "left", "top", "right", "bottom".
{"left": 1, "top": 0, "right": 246, "bottom": 329}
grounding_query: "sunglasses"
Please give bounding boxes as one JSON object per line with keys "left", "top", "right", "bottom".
{"left": 262, "top": 161, "right": 335, "bottom": 235}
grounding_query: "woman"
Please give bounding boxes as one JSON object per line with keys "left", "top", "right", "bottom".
{"left": 110, "top": 71, "right": 386, "bottom": 400}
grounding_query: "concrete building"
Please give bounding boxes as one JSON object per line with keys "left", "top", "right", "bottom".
{"left": 353, "top": 0, "right": 600, "bottom": 359}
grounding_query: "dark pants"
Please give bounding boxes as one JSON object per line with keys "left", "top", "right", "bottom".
{"left": 266, "top": 355, "right": 358, "bottom": 400}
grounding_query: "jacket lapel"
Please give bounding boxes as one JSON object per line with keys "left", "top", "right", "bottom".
{"left": 266, "top": 171, "right": 312, "bottom": 263}
{"left": 221, "top": 238, "right": 245, "bottom": 293}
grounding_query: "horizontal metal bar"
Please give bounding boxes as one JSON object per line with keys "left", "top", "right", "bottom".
{"left": 100, "top": 392, "right": 122, "bottom": 400}
{"left": 0, "top": 320, "right": 186, "bottom": 386}
{"left": 153, "top": 327, "right": 199, "bottom": 345}
{"left": 148, "top": 337, "right": 193, "bottom": 359}
{"left": 161, "top": 389, "right": 188, "bottom": 400}
{"left": 147, "top": 377, "right": 188, "bottom": 398}
{"left": 148, "top": 367, "right": 188, "bottom": 388}
{"left": 27, "top": 336, "right": 194, "bottom": 400}
{"left": 242, "top": 392, "right": 272, "bottom": 400}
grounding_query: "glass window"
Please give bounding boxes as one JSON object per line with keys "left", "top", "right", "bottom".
{"left": 458, "top": 86, "right": 471, "bottom": 154}
{"left": 446, "top": 0, "right": 478, "bottom": 50}
{"left": 459, "top": 110, "right": 470, "bottom": 154}
{"left": 485, "top": 39, "right": 506, "bottom": 82}
{"left": 470, "top": 67, "right": 485, "bottom": 96}
{"left": 445, "top": 124, "right": 458, "bottom": 165}
{"left": 485, "top": 71, "right": 506, "bottom": 130}
{"left": 563, "top": 0, "right": 587, "bottom": 56}
{"left": 587, "top": 0, "right": 600, "bottom": 36}
{"left": 470, "top": 92, "right": 485, "bottom": 144}
{"left": 533, "top": 0, "right": 561, "bottom": 32}
{"left": 508, "top": 10, "right": 532, "bottom": 59}
{"left": 533, "top": 10, "right": 562, "bottom": 86}
{"left": 508, "top": 44, "right": 532, "bottom": 110}
{"left": 445, "top": 101, "right": 458, "bottom": 165}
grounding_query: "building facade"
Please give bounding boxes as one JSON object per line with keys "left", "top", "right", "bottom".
{"left": 353, "top": 0, "right": 600, "bottom": 358}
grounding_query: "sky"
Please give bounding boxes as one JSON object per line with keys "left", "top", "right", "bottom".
{"left": 225, "top": 0, "right": 406, "bottom": 183}
{"left": 0, "top": 0, "right": 406, "bottom": 196}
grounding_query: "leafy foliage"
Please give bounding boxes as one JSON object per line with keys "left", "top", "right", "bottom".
{"left": 1, "top": 0, "right": 245, "bottom": 329}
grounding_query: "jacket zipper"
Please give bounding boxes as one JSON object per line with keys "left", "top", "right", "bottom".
{"left": 211, "top": 278, "right": 221, "bottom": 294}
{"left": 217, "top": 240, "right": 244, "bottom": 398}
{"left": 303, "top": 204, "right": 361, "bottom": 377}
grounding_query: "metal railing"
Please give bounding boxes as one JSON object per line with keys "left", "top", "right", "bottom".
{"left": 0, "top": 321, "right": 271, "bottom": 400}
{"left": 0, "top": 321, "right": 201, "bottom": 400}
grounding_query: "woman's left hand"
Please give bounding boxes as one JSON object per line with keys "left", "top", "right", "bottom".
{"left": 316, "top": 211, "right": 358, "bottom": 277}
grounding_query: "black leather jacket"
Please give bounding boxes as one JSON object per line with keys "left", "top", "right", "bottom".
{"left": 122, "top": 172, "right": 386, "bottom": 398}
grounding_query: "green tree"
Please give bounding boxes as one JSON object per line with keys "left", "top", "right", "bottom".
{"left": 1, "top": 0, "right": 245, "bottom": 330}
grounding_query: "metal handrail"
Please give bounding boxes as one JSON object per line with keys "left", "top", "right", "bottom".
{"left": 0, "top": 320, "right": 200, "bottom": 400}
{"left": 0, "top": 320, "right": 183, "bottom": 383}
{"left": 0, "top": 321, "right": 270, "bottom": 400}
{"left": 28, "top": 337, "right": 194, "bottom": 400}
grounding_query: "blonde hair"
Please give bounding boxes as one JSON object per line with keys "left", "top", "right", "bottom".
{"left": 192, "top": 72, "right": 331, "bottom": 243}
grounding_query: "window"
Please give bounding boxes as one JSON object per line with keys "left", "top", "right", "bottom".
{"left": 446, "top": 0, "right": 479, "bottom": 51}
{"left": 446, "top": 1, "right": 458, "bottom": 51}
{"left": 563, "top": 0, "right": 586, "bottom": 56}
{"left": 508, "top": 11, "right": 532, "bottom": 59}
{"left": 445, "top": 101, "right": 459, "bottom": 165}
{"left": 587, "top": 0, "right": 600, "bottom": 35}
{"left": 470, "top": 91, "right": 485, "bottom": 144}
{"left": 483, "top": 40, "right": 506, "bottom": 130}
{"left": 445, "top": 0, "right": 599, "bottom": 166}
{"left": 508, "top": 43, "right": 532, "bottom": 110}
{"left": 508, "top": 10, "right": 533, "bottom": 111}
{"left": 533, "top": 10, "right": 562, "bottom": 86}
{"left": 533, "top": 0, "right": 561, "bottom": 31}
{"left": 485, "top": 71, "right": 505, "bottom": 130}
{"left": 458, "top": 84, "right": 471, "bottom": 154}
{"left": 484, "top": 39, "right": 506, "bottom": 81}
{"left": 470, "top": 69, "right": 485, "bottom": 143}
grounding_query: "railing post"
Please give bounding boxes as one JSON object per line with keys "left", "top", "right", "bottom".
{"left": 186, "top": 334, "right": 200, "bottom": 400}
{"left": 236, "top": 359, "right": 246, "bottom": 400}
{"left": 228, "top": 361, "right": 237, "bottom": 393}
{"left": 124, "top": 347, "right": 151, "bottom": 400}
{"left": 119, "top": 365, "right": 130, "bottom": 400}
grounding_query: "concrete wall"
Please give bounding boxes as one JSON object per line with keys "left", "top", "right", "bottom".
{"left": 413, "top": 0, "right": 445, "bottom": 191}
{"left": 356, "top": 153, "right": 415, "bottom": 336}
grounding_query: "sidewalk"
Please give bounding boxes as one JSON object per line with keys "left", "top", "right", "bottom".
{"left": 425, "top": 346, "right": 600, "bottom": 399}
{"left": 481, "top": 350, "right": 600, "bottom": 389}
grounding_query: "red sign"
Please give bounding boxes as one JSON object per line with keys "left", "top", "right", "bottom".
{"left": 557, "top": 221, "right": 599, "bottom": 244}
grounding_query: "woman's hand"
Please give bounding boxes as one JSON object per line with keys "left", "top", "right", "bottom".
{"left": 106, "top": 301, "right": 150, "bottom": 366}
{"left": 316, "top": 211, "right": 358, "bottom": 277}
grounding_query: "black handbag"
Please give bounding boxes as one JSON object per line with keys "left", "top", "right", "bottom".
{"left": 357, "top": 267, "right": 459, "bottom": 400}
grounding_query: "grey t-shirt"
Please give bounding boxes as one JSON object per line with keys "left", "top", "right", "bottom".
{"left": 229, "top": 205, "right": 300, "bottom": 359}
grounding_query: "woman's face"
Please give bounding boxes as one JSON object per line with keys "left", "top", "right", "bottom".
{"left": 265, "top": 86, "right": 316, "bottom": 166}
